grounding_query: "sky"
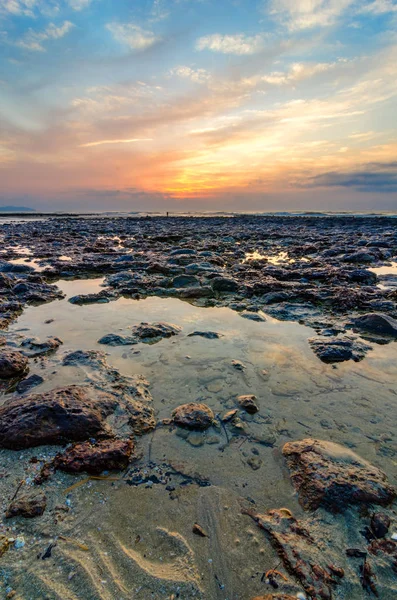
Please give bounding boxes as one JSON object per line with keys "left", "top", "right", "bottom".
{"left": 0, "top": 0, "right": 396, "bottom": 212}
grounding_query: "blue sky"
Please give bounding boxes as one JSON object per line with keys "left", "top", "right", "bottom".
{"left": 0, "top": 0, "right": 396, "bottom": 211}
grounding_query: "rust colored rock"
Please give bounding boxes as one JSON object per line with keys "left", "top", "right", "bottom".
{"left": 371, "top": 513, "right": 391, "bottom": 539}
{"left": 283, "top": 439, "right": 395, "bottom": 512}
{"left": 245, "top": 508, "right": 343, "bottom": 600}
{"left": 0, "top": 350, "right": 28, "bottom": 379}
{"left": 0, "top": 385, "right": 117, "bottom": 449}
{"left": 126, "top": 400, "right": 156, "bottom": 436}
{"left": 55, "top": 438, "right": 134, "bottom": 475}
{"left": 237, "top": 394, "right": 259, "bottom": 414}
{"left": 6, "top": 491, "right": 46, "bottom": 518}
{"left": 172, "top": 403, "right": 214, "bottom": 430}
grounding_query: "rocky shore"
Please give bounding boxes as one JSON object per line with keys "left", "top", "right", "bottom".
{"left": 0, "top": 215, "right": 396, "bottom": 599}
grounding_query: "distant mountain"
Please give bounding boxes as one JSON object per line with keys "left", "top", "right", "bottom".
{"left": 0, "top": 206, "right": 36, "bottom": 212}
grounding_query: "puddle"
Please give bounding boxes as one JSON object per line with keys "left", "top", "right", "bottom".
{"left": 2, "top": 278, "right": 397, "bottom": 599}
{"left": 243, "top": 250, "right": 309, "bottom": 264}
{"left": 369, "top": 262, "right": 397, "bottom": 289}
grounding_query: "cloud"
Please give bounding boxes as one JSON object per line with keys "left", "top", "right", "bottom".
{"left": 309, "top": 162, "right": 397, "bottom": 191}
{"left": 107, "top": 23, "right": 161, "bottom": 51}
{"left": 67, "top": 0, "right": 93, "bottom": 9}
{"left": 0, "top": 0, "right": 37, "bottom": 17}
{"left": 169, "top": 66, "right": 210, "bottom": 83}
{"left": 196, "top": 33, "right": 265, "bottom": 55}
{"left": 268, "top": 0, "right": 354, "bottom": 30}
{"left": 360, "top": 0, "right": 397, "bottom": 14}
{"left": 16, "top": 20, "right": 74, "bottom": 52}
{"left": 80, "top": 138, "right": 153, "bottom": 147}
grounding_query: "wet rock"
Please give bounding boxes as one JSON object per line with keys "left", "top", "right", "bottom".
{"left": 5, "top": 491, "right": 47, "bottom": 519}
{"left": 371, "top": 513, "right": 391, "bottom": 539}
{"left": 20, "top": 336, "right": 63, "bottom": 356}
{"left": 125, "top": 400, "right": 156, "bottom": 435}
{"left": 172, "top": 403, "right": 214, "bottom": 430}
{"left": 283, "top": 439, "right": 396, "bottom": 512}
{"left": 0, "top": 385, "right": 117, "bottom": 449}
{"left": 245, "top": 508, "right": 343, "bottom": 600}
{"left": 62, "top": 349, "right": 108, "bottom": 368}
{"left": 251, "top": 596, "right": 296, "bottom": 600}
{"left": 0, "top": 350, "right": 28, "bottom": 379}
{"left": 187, "top": 331, "right": 223, "bottom": 339}
{"left": 98, "top": 333, "right": 136, "bottom": 346}
{"left": 99, "top": 322, "right": 181, "bottom": 346}
{"left": 211, "top": 277, "right": 239, "bottom": 293}
{"left": 247, "top": 456, "right": 262, "bottom": 470}
{"left": 132, "top": 322, "right": 182, "bottom": 341}
{"left": 16, "top": 374, "right": 44, "bottom": 394}
{"left": 54, "top": 438, "right": 134, "bottom": 475}
{"left": 352, "top": 313, "right": 397, "bottom": 338}
{"left": 172, "top": 274, "right": 200, "bottom": 288}
{"left": 308, "top": 336, "right": 370, "bottom": 363}
{"left": 68, "top": 292, "right": 113, "bottom": 305}
{"left": 237, "top": 394, "right": 259, "bottom": 414}
{"left": 231, "top": 359, "right": 245, "bottom": 370}
{"left": 240, "top": 311, "right": 266, "bottom": 322}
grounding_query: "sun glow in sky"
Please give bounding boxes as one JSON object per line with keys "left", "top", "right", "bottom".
{"left": 0, "top": 0, "right": 396, "bottom": 211}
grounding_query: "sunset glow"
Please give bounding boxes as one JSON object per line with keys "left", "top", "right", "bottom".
{"left": 0, "top": 0, "right": 396, "bottom": 211}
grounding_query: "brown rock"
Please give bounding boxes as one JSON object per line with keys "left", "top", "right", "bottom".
{"left": 0, "top": 385, "right": 117, "bottom": 449}
{"left": 237, "top": 394, "right": 259, "bottom": 414}
{"left": 371, "top": 513, "right": 391, "bottom": 539}
{"left": 245, "top": 508, "right": 343, "bottom": 600}
{"left": 172, "top": 403, "right": 214, "bottom": 430}
{"left": 126, "top": 400, "right": 156, "bottom": 436}
{"left": 55, "top": 438, "right": 134, "bottom": 474}
{"left": 0, "top": 350, "right": 28, "bottom": 379}
{"left": 283, "top": 439, "right": 395, "bottom": 512}
{"left": 6, "top": 491, "right": 46, "bottom": 518}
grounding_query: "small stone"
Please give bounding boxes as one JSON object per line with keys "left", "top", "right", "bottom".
{"left": 187, "top": 432, "right": 205, "bottom": 447}
{"left": 231, "top": 360, "right": 245, "bottom": 371}
{"left": 192, "top": 523, "right": 208, "bottom": 537}
{"left": 172, "top": 403, "right": 214, "bottom": 430}
{"left": 371, "top": 513, "right": 391, "bottom": 539}
{"left": 237, "top": 395, "right": 259, "bottom": 414}
{"left": 247, "top": 457, "right": 263, "bottom": 470}
{"left": 6, "top": 492, "right": 47, "bottom": 519}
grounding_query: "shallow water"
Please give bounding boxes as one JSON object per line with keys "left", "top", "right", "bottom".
{"left": 2, "top": 278, "right": 397, "bottom": 599}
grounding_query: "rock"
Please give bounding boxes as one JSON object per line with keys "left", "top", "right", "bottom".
{"left": 20, "top": 336, "right": 62, "bottom": 356}
{"left": 352, "top": 313, "right": 397, "bottom": 337}
{"left": 172, "top": 403, "right": 214, "bottom": 430}
{"left": 247, "top": 457, "right": 262, "bottom": 470}
{"left": 98, "top": 333, "right": 136, "bottom": 346}
{"left": 237, "top": 394, "right": 259, "bottom": 414}
{"left": 132, "top": 322, "right": 182, "bottom": 341}
{"left": 0, "top": 350, "right": 28, "bottom": 379}
{"left": 240, "top": 311, "right": 266, "bottom": 322}
{"left": 62, "top": 350, "right": 108, "bottom": 367}
{"left": 245, "top": 508, "right": 343, "bottom": 600}
{"left": 231, "top": 359, "right": 245, "bottom": 370}
{"left": 68, "top": 293, "right": 111, "bottom": 305}
{"left": 125, "top": 400, "right": 156, "bottom": 435}
{"left": 54, "top": 439, "right": 134, "bottom": 475}
{"left": 5, "top": 492, "right": 47, "bottom": 519}
{"left": 211, "top": 277, "right": 239, "bottom": 293}
{"left": 283, "top": 439, "right": 396, "bottom": 512}
{"left": 308, "top": 336, "right": 370, "bottom": 363}
{"left": 0, "top": 385, "right": 117, "bottom": 449}
{"left": 187, "top": 331, "right": 223, "bottom": 339}
{"left": 371, "top": 513, "right": 391, "bottom": 539}
{"left": 16, "top": 374, "right": 44, "bottom": 394}
{"left": 99, "top": 322, "right": 181, "bottom": 346}
{"left": 251, "top": 596, "right": 296, "bottom": 600}
{"left": 172, "top": 274, "right": 200, "bottom": 287}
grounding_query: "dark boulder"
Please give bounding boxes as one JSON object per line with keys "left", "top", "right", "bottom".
{"left": 283, "top": 439, "right": 395, "bottom": 512}
{"left": 0, "top": 350, "right": 28, "bottom": 379}
{"left": 55, "top": 438, "right": 134, "bottom": 475}
{"left": 0, "top": 385, "right": 117, "bottom": 449}
{"left": 172, "top": 403, "right": 214, "bottom": 430}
